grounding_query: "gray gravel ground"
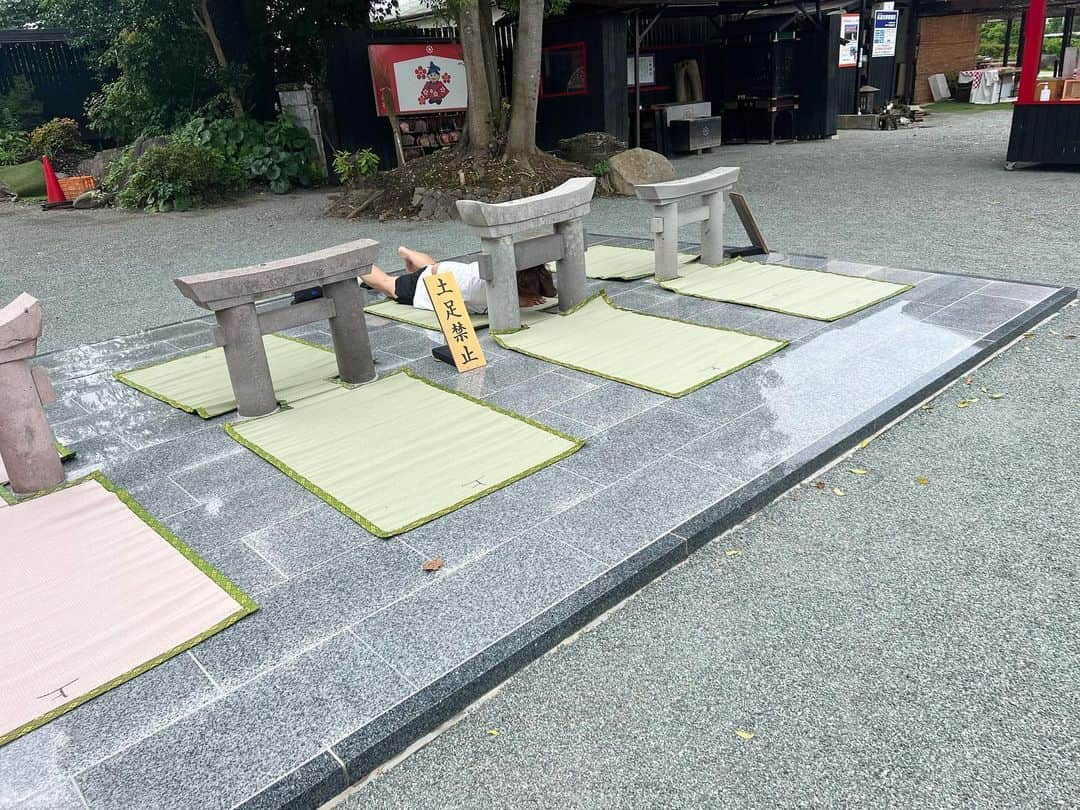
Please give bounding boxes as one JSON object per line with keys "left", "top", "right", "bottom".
{"left": 2, "top": 110, "right": 1076, "bottom": 351}
{"left": 325, "top": 111, "right": 1080, "bottom": 808}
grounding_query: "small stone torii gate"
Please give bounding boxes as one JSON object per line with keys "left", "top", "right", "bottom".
{"left": 0, "top": 293, "right": 64, "bottom": 495}
{"left": 456, "top": 177, "right": 596, "bottom": 333}
{"left": 174, "top": 239, "right": 380, "bottom": 418}
{"left": 633, "top": 166, "right": 741, "bottom": 281}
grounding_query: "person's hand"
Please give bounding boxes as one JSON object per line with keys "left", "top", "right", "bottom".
{"left": 519, "top": 294, "right": 545, "bottom": 307}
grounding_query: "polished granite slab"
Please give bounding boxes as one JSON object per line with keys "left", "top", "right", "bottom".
{"left": 1, "top": 236, "right": 1073, "bottom": 810}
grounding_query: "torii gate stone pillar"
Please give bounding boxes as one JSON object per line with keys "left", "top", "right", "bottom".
{"left": 634, "top": 166, "right": 741, "bottom": 281}
{"left": 0, "top": 293, "right": 64, "bottom": 495}
{"left": 457, "top": 177, "right": 596, "bottom": 333}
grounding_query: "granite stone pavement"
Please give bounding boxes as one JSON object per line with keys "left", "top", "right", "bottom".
{"left": 0, "top": 232, "right": 1070, "bottom": 809}
{"left": 338, "top": 298, "right": 1080, "bottom": 810}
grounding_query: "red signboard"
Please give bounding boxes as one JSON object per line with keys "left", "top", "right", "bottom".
{"left": 368, "top": 43, "right": 469, "bottom": 116}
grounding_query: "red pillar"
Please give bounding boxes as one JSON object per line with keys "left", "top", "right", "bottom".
{"left": 1017, "top": 0, "right": 1048, "bottom": 103}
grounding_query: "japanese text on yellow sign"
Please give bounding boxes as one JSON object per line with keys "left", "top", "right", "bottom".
{"left": 422, "top": 271, "right": 487, "bottom": 373}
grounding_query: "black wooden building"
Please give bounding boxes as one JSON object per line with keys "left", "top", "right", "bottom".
{"left": 326, "top": 0, "right": 911, "bottom": 165}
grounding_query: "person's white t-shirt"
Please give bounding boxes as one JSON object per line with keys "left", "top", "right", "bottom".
{"left": 410, "top": 261, "right": 488, "bottom": 314}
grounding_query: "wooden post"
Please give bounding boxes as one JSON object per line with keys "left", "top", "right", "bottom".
{"left": 381, "top": 87, "right": 407, "bottom": 168}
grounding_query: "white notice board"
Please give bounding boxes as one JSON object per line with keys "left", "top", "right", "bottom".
{"left": 872, "top": 10, "right": 899, "bottom": 58}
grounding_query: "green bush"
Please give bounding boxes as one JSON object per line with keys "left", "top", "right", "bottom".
{"left": 29, "top": 118, "right": 84, "bottom": 159}
{"left": 176, "top": 114, "right": 324, "bottom": 194}
{"left": 332, "top": 148, "right": 379, "bottom": 184}
{"left": 117, "top": 142, "right": 243, "bottom": 212}
{"left": 0, "top": 131, "right": 31, "bottom": 166}
{"left": 86, "top": 77, "right": 168, "bottom": 144}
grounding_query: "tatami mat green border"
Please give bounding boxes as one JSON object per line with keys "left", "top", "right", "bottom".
{"left": 656, "top": 258, "right": 913, "bottom": 322}
{"left": 491, "top": 290, "right": 789, "bottom": 398}
{"left": 113, "top": 333, "right": 333, "bottom": 418}
{"left": 0, "top": 470, "right": 257, "bottom": 747}
{"left": 224, "top": 368, "right": 585, "bottom": 538}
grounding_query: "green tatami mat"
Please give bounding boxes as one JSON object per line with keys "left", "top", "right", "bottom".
{"left": 225, "top": 370, "right": 582, "bottom": 537}
{"left": 365, "top": 298, "right": 558, "bottom": 331}
{"left": 583, "top": 244, "right": 696, "bottom": 281}
{"left": 493, "top": 292, "right": 787, "bottom": 397}
{"left": 115, "top": 334, "right": 340, "bottom": 418}
{"left": 657, "top": 259, "right": 912, "bottom": 321}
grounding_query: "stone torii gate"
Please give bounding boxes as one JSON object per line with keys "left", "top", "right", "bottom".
{"left": 174, "top": 239, "right": 380, "bottom": 418}
{"left": 634, "top": 166, "right": 741, "bottom": 281}
{"left": 0, "top": 293, "right": 64, "bottom": 495}
{"left": 456, "top": 177, "right": 596, "bottom": 333}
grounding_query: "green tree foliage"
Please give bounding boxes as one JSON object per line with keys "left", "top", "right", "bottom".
{"left": 43, "top": 0, "right": 228, "bottom": 140}
{"left": 269, "top": 0, "right": 399, "bottom": 83}
{"left": 980, "top": 16, "right": 1070, "bottom": 63}
{"left": 36, "top": 0, "right": 403, "bottom": 142}
{"left": 0, "top": 0, "right": 42, "bottom": 27}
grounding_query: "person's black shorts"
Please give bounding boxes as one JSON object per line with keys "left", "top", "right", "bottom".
{"left": 393, "top": 267, "right": 427, "bottom": 305}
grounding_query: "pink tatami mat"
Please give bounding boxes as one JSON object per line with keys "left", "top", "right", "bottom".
{"left": 0, "top": 475, "right": 255, "bottom": 746}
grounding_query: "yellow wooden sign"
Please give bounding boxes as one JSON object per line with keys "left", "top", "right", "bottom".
{"left": 422, "top": 271, "right": 487, "bottom": 373}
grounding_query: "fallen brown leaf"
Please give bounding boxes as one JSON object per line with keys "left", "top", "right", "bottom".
{"left": 814, "top": 480, "right": 827, "bottom": 490}
{"left": 422, "top": 557, "right": 444, "bottom": 572}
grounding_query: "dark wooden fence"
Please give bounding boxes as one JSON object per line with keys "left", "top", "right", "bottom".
{"left": 0, "top": 30, "right": 98, "bottom": 131}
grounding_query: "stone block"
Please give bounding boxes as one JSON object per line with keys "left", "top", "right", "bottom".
{"left": 608, "top": 148, "right": 676, "bottom": 196}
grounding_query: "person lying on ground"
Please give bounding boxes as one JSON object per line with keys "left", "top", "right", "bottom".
{"left": 358, "top": 246, "right": 556, "bottom": 314}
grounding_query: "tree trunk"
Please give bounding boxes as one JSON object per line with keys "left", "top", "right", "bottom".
{"left": 457, "top": 2, "right": 494, "bottom": 153}
{"left": 478, "top": 0, "right": 501, "bottom": 120}
{"left": 193, "top": 0, "right": 245, "bottom": 117}
{"left": 505, "top": 0, "right": 543, "bottom": 160}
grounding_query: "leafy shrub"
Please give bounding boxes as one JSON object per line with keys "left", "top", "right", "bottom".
{"left": 0, "top": 131, "right": 31, "bottom": 166}
{"left": 593, "top": 159, "right": 611, "bottom": 178}
{"left": 332, "top": 148, "right": 380, "bottom": 184}
{"left": 29, "top": 118, "right": 84, "bottom": 159}
{"left": 176, "top": 114, "right": 323, "bottom": 194}
{"left": 117, "top": 142, "right": 243, "bottom": 212}
{"left": 86, "top": 77, "right": 168, "bottom": 144}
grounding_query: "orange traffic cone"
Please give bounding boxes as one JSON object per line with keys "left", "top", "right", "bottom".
{"left": 41, "top": 156, "right": 71, "bottom": 210}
